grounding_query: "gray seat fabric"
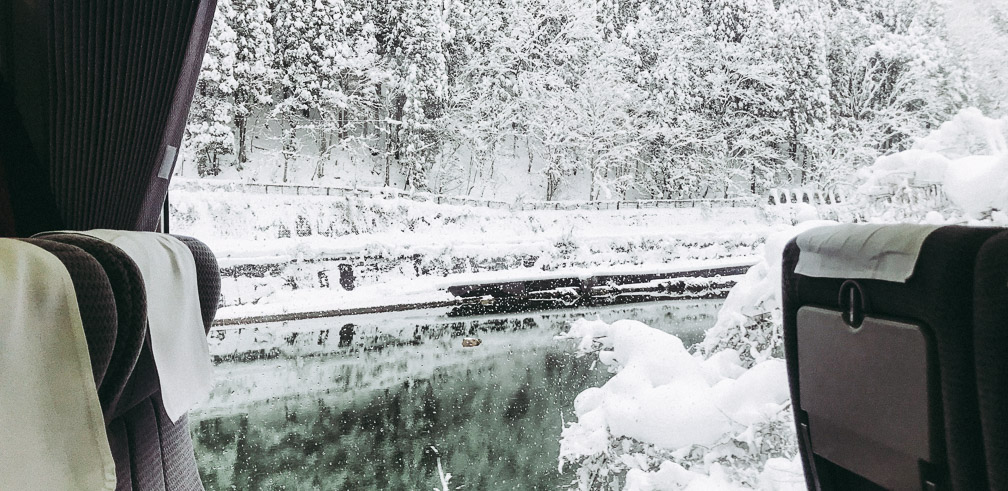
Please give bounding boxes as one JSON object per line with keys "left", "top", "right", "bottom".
{"left": 116, "top": 234, "right": 220, "bottom": 491}
{"left": 2, "top": 0, "right": 218, "bottom": 488}
{"left": 34, "top": 233, "right": 149, "bottom": 490}
{"left": 172, "top": 235, "right": 221, "bottom": 333}
{"left": 36, "top": 232, "right": 220, "bottom": 491}
{"left": 21, "top": 238, "right": 117, "bottom": 399}
{"left": 155, "top": 396, "right": 203, "bottom": 490}
{"left": 125, "top": 400, "right": 168, "bottom": 491}
{"left": 37, "top": 233, "right": 148, "bottom": 420}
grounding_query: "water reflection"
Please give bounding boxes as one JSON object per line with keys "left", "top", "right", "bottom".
{"left": 192, "top": 300, "right": 722, "bottom": 490}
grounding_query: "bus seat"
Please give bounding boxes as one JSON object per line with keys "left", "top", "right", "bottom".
{"left": 2, "top": 0, "right": 218, "bottom": 488}
{"left": 22, "top": 238, "right": 118, "bottom": 401}
{"left": 119, "top": 235, "right": 219, "bottom": 491}
{"left": 38, "top": 233, "right": 149, "bottom": 419}
{"left": 782, "top": 225, "right": 1000, "bottom": 490}
{"left": 0, "top": 238, "right": 118, "bottom": 489}
{"left": 154, "top": 396, "right": 203, "bottom": 490}
{"left": 972, "top": 231, "right": 1008, "bottom": 489}
{"left": 37, "top": 231, "right": 221, "bottom": 490}
{"left": 109, "top": 233, "right": 220, "bottom": 491}
{"left": 123, "top": 400, "right": 169, "bottom": 491}
{"left": 172, "top": 235, "right": 222, "bottom": 333}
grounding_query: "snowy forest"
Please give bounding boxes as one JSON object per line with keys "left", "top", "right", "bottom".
{"left": 182, "top": 0, "right": 991, "bottom": 201}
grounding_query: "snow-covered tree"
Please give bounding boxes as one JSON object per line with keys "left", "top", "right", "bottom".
{"left": 823, "top": 0, "right": 969, "bottom": 188}
{"left": 518, "top": 0, "right": 644, "bottom": 199}
{"left": 186, "top": 0, "right": 238, "bottom": 176}
{"left": 231, "top": 0, "right": 274, "bottom": 166}
{"left": 270, "top": 0, "right": 323, "bottom": 182}
{"left": 628, "top": 0, "right": 784, "bottom": 198}
{"left": 384, "top": 0, "right": 465, "bottom": 191}
{"left": 178, "top": 0, "right": 979, "bottom": 200}
{"left": 775, "top": 0, "right": 832, "bottom": 185}
{"left": 438, "top": 0, "right": 528, "bottom": 195}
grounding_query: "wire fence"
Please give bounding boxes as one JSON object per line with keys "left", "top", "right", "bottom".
{"left": 171, "top": 179, "right": 761, "bottom": 211}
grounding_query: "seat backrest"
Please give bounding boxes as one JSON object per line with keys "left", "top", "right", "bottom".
{"left": 22, "top": 238, "right": 117, "bottom": 397}
{"left": 38, "top": 233, "right": 148, "bottom": 419}
{"left": 116, "top": 234, "right": 219, "bottom": 491}
{"left": 783, "top": 225, "right": 1001, "bottom": 491}
{"left": 972, "top": 231, "right": 1008, "bottom": 488}
{"left": 172, "top": 235, "right": 221, "bottom": 332}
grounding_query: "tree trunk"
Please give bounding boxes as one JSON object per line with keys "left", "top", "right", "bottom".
{"left": 527, "top": 138, "right": 534, "bottom": 173}
{"left": 237, "top": 116, "right": 248, "bottom": 165}
{"left": 750, "top": 163, "right": 756, "bottom": 194}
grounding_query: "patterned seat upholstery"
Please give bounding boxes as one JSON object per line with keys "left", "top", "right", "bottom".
{"left": 37, "top": 233, "right": 148, "bottom": 419}
{"left": 39, "top": 233, "right": 221, "bottom": 491}
{"left": 21, "top": 238, "right": 118, "bottom": 402}
{"left": 172, "top": 235, "right": 222, "bottom": 334}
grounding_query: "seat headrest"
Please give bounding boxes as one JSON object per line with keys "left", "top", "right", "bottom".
{"left": 172, "top": 235, "right": 220, "bottom": 332}
{"left": 795, "top": 224, "right": 942, "bottom": 283}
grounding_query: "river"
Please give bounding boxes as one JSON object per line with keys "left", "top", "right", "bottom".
{"left": 191, "top": 299, "right": 724, "bottom": 490}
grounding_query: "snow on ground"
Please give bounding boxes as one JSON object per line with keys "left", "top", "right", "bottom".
{"left": 556, "top": 222, "right": 826, "bottom": 490}
{"left": 171, "top": 178, "right": 777, "bottom": 317}
{"left": 212, "top": 256, "right": 756, "bottom": 320}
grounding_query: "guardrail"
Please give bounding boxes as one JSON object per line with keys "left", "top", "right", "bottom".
{"left": 171, "top": 179, "right": 759, "bottom": 211}
{"left": 765, "top": 187, "right": 847, "bottom": 206}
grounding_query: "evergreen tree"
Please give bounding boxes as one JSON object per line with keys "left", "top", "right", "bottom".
{"left": 185, "top": 0, "right": 239, "bottom": 176}
{"left": 271, "top": 0, "right": 320, "bottom": 182}
{"left": 387, "top": 0, "right": 462, "bottom": 191}
{"left": 775, "top": 0, "right": 832, "bottom": 184}
{"left": 231, "top": 0, "right": 275, "bottom": 166}
{"left": 179, "top": 0, "right": 976, "bottom": 199}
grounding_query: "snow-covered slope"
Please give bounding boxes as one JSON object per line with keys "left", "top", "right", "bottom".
{"left": 170, "top": 179, "right": 778, "bottom": 315}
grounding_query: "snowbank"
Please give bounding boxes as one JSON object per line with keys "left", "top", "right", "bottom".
{"left": 557, "top": 105, "right": 1008, "bottom": 488}
{"left": 558, "top": 221, "right": 832, "bottom": 489}
{"left": 557, "top": 319, "right": 802, "bottom": 490}
{"left": 856, "top": 107, "right": 1008, "bottom": 219}
{"left": 696, "top": 220, "right": 835, "bottom": 366}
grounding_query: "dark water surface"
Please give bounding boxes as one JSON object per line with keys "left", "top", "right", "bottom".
{"left": 191, "top": 300, "right": 722, "bottom": 490}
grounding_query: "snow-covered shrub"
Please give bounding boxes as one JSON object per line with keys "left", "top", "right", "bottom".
{"left": 696, "top": 220, "right": 833, "bottom": 367}
{"left": 557, "top": 319, "right": 802, "bottom": 491}
{"left": 853, "top": 107, "right": 1008, "bottom": 221}
{"left": 558, "top": 219, "right": 836, "bottom": 490}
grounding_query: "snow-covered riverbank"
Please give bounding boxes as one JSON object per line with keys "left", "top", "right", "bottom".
{"left": 171, "top": 180, "right": 779, "bottom": 317}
